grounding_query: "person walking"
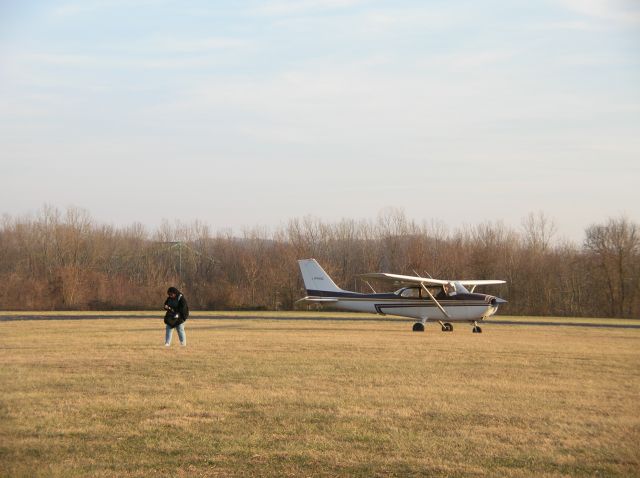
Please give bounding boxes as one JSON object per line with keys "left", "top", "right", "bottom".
{"left": 164, "top": 286, "right": 189, "bottom": 346}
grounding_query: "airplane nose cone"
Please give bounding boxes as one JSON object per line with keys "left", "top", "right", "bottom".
{"left": 491, "top": 297, "right": 507, "bottom": 306}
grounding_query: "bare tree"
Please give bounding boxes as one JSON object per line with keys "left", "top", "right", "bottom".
{"left": 522, "top": 211, "right": 557, "bottom": 252}
{"left": 0, "top": 205, "right": 637, "bottom": 318}
{"left": 584, "top": 217, "right": 639, "bottom": 317}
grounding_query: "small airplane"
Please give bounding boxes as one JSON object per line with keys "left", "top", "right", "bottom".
{"left": 297, "top": 258, "right": 507, "bottom": 333}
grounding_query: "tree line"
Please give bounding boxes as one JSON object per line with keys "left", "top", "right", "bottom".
{"left": 0, "top": 206, "right": 638, "bottom": 318}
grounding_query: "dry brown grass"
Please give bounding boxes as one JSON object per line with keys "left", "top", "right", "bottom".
{"left": 1, "top": 315, "right": 639, "bottom": 477}
{"left": 2, "top": 310, "right": 639, "bottom": 326}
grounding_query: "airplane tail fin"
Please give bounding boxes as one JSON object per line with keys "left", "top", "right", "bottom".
{"left": 298, "top": 259, "right": 344, "bottom": 294}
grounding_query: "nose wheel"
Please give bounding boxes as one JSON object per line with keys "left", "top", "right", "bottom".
{"left": 412, "top": 322, "right": 425, "bottom": 332}
{"left": 472, "top": 322, "right": 482, "bottom": 333}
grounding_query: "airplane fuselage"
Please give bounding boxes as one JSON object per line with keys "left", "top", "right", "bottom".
{"left": 306, "top": 289, "right": 500, "bottom": 322}
{"left": 297, "top": 259, "right": 506, "bottom": 332}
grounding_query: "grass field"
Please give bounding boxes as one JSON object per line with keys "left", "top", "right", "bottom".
{"left": 1, "top": 314, "right": 639, "bottom": 477}
{"left": 2, "top": 310, "right": 640, "bottom": 326}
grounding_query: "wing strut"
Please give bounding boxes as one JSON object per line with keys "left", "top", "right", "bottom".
{"left": 420, "top": 283, "right": 451, "bottom": 319}
{"left": 364, "top": 280, "right": 377, "bottom": 293}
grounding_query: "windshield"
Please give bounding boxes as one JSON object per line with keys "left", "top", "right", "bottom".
{"left": 452, "top": 281, "right": 469, "bottom": 294}
{"left": 443, "top": 281, "right": 470, "bottom": 296}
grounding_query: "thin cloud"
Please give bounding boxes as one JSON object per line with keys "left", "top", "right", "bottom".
{"left": 533, "top": 20, "right": 603, "bottom": 31}
{"left": 559, "top": 53, "right": 638, "bottom": 67}
{"left": 137, "top": 36, "right": 250, "bottom": 54}
{"left": 28, "top": 53, "right": 101, "bottom": 67}
{"left": 557, "top": 0, "right": 640, "bottom": 27}
{"left": 360, "top": 7, "right": 463, "bottom": 32}
{"left": 51, "top": 0, "right": 167, "bottom": 17}
{"left": 25, "top": 51, "right": 234, "bottom": 71}
{"left": 446, "top": 50, "right": 516, "bottom": 69}
{"left": 249, "top": 0, "right": 363, "bottom": 16}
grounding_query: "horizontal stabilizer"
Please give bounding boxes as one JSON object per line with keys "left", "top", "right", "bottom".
{"left": 296, "top": 296, "right": 340, "bottom": 303}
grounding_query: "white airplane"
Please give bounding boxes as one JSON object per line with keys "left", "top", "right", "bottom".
{"left": 297, "top": 259, "right": 506, "bottom": 333}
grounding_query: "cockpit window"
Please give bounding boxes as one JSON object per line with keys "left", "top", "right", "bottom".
{"left": 399, "top": 287, "right": 421, "bottom": 298}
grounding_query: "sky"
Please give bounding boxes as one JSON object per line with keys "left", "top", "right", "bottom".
{"left": 1, "top": 0, "right": 639, "bottom": 242}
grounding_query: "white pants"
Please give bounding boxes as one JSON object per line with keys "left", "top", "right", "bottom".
{"left": 165, "top": 323, "right": 186, "bottom": 345}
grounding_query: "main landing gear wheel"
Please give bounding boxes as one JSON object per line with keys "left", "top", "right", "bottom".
{"left": 412, "top": 322, "right": 425, "bottom": 332}
{"left": 472, "top": 326, "right": 482, "bottom": 333}
{"left": 441, "top": 323, "right": 453, "bottom": 332}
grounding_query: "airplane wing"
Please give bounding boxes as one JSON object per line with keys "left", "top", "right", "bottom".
{"left": 457, "top": 280, "right": 506, "bottom": 286}
{"left": 358, "top": 273, "right": 505, "bottom": 287}
{"left": 357, "top": 273, "right": 448, "bottom": 286}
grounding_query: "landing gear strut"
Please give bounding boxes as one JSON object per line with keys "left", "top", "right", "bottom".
{"left": 412, "top": 322, "right": 425, "bottom": 332}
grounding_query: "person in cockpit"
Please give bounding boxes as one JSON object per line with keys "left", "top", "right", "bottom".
{"left": 443, "top": 282, "right": 457, "bottom": 297}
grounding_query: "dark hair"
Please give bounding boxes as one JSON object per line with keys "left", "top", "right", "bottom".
{"left": 167, "top": 287, "right": 180, "bottom": 295}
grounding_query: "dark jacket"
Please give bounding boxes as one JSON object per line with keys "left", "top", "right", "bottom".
{"left": 164, "top": 293, "right": 189, "bottom": 328}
